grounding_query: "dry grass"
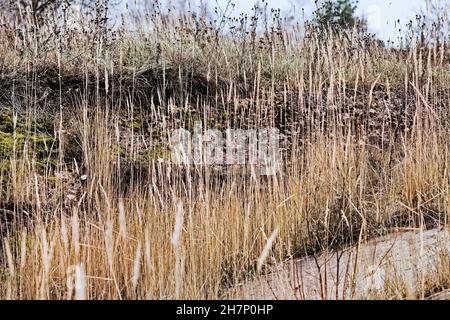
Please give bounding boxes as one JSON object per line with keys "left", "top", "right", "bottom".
{"left": 0, "top": 1, "right": 448, "bottom": 300}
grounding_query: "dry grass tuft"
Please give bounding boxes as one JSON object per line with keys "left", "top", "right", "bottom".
{"left": 0, "top": 1, "right": 448, "bottom": 300}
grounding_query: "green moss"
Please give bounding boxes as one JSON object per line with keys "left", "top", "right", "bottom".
{"left": 0, "top": 109, "right": 57, "bottom": 161}
{"left": 0, "top": 131, "right": 21, "bottom": 157}
{"left": 0, "top": 108, "right": 55, "bottom": 134}
{"left": 121, "top": 116, "right": 145, "bottom": 129}
{"left": 0, "top": 131, "right": 56, "bottom": 159}
{"left": 109, "top": 142, "right": 126, "bottom": 158}
{"left": 0, "top": 111, "right": 15, "bottom": 133}
{"left": 138, "top": 144, "right": 171, "bottom": 161}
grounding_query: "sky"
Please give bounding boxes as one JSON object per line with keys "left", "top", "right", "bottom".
{"left": 191, "top": 0, "right": 428, "bottom": 42}
{"left": 120, "top": 0, "right": 433, "bottom": 43}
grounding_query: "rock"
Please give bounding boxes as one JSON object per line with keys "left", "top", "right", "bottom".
{"left": 228, "top": 228, "right": 449, "bottom": 300}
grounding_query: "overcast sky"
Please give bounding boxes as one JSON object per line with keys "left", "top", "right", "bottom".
{"left": 180, "top": 0, "right": 428, "bottom": 42}
{"left": 122, "top": 0, "right": 430, "bottom": 42}
{"left": 212, "top": 0, "right": 428, "bottom": 41}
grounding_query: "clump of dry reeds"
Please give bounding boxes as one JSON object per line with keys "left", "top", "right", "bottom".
{"left": 0, "top": 0, "right": 448, "bottom": 300}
